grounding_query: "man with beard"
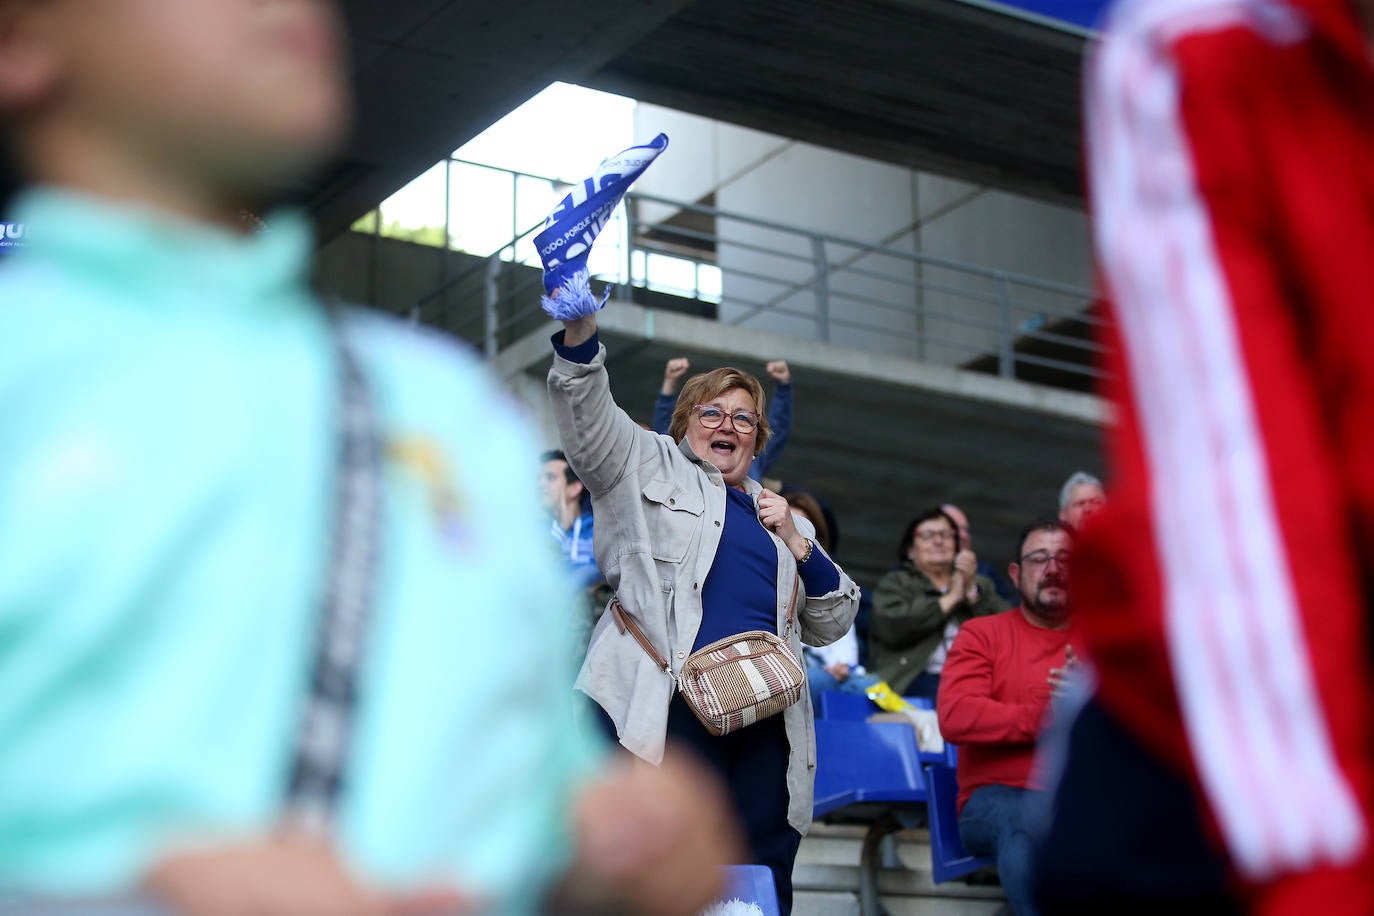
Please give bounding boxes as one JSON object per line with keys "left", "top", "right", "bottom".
{"left": 937, "top": 518, "right": 1076, "bottom": 916}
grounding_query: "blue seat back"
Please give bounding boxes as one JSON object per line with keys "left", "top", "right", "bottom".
{"left": 923, "top": 763, "right": 996, "bottom": 883}
{"left": 719, "top": 864, "right": 781, "bottom": 916}
{"left": 813, "top": 719, "right": 927, "bottom": 818}
{"left": 817, "top": 690, "right": 876, "bottom": 720}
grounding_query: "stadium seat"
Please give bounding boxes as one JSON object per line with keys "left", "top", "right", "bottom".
{"left": 719, "top": 864, "right": 781, "bottom": 916}
{"left": 923, "top": 763, "right": 996, "bottom": 884}
{"left": 813, "top": 719, "right": 928, "bottom": 915}
{"left": 815, "top": 691, "right": 953, "bottom": 766}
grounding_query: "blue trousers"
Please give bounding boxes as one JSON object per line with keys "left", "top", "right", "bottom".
{"left": 804, "top": 656, "right": 881, "bottom": 708}
{"left": 959, "top": 784, "right": 1038, "bottom": 916}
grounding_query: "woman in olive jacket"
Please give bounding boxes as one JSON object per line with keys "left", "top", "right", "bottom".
{"left": 869, "top": 507, "right": 1007, "bottom": 698}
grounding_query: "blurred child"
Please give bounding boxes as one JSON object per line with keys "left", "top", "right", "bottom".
{"left": 0, "top": 1, "right": 738, "bottom": 913}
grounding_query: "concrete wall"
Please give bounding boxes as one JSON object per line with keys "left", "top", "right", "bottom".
{"left": 631, "top": 103, "right": 1094, "bottom": 369}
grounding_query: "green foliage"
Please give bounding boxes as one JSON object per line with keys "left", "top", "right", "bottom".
{"left": 351, "top": 210, "right": 448, "bottom": 249}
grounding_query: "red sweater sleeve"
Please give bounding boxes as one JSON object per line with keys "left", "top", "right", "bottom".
{"left": 937, "top": 622, "right": 1045, "bottom": 746}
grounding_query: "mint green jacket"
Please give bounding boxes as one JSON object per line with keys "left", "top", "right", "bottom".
{"left": 0, "top": 190, "right": 602, "bottom": 907}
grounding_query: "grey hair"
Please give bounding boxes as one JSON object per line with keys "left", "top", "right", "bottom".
{"left": 1059, "top": 471, "right": 1103, "bottom": 510}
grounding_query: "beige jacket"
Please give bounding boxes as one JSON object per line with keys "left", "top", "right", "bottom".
{"left": 548, "top": 341, "right": 861, "bottom": 833}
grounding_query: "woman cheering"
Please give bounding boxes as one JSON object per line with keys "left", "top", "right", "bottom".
{"left": 546, "top": 315, "right": 860, "bottom": 913}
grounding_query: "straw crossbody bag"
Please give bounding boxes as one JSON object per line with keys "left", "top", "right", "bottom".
{"left": 609, "top": 576, "right": 806, "bottom": 736}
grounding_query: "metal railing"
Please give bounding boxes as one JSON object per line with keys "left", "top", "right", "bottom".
{"left": 367, "top": 159, "right": 1104, "bottom": 385}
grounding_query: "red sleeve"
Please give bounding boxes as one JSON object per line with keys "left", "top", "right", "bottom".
{"left": 937, "top": 621, "right": 1045, "bottom": 746}
{"left": 1085, "top": 6, "right": 1374, "bottom": 911}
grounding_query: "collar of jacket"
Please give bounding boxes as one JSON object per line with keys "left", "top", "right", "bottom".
{"left": 676, "top": 437, "right": 764, "bottom": 497}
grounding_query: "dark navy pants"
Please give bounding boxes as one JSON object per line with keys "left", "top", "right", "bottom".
{"left": 591, "top": 695, "right": 802, "bottom": 914}
{"left": 1033, "top": 699, "right": 1242, "bottom": 914}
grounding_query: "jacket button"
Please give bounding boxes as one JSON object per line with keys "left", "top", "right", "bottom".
{"left": 669, "top": 498, "right": 676, "bottom": 505}
{"left": 677, "top": 652, "right": 685, "bottom": 659}
{"left": 714, "top": 520, "right": 721, "bottom": 527}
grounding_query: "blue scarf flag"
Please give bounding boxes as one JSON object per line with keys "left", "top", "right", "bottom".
{"left": 537, "top": 133, "right": 669, "bottom": 321}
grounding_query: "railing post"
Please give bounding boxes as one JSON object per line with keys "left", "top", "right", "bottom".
{"left": 996, "top": 274, "right": 1014, "bottom": 379}
{"left": 484, "top": 254, "right": 501, "bottom": 357}
{"left": 811, "top": 235, "right": 831, "bottom": 342}
{"left": 625, "top": 201, "right": 637, "bottom": 294}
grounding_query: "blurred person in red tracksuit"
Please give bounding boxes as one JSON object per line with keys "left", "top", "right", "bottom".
{"left": 1035, "top": 0, "right": 1374, "bottom": 914}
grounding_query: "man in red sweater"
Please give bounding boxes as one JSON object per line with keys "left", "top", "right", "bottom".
{"left": 1034, "top": 1, "right": 1374, "bottom": 914}
{"left": 938, "top": 518, "right": 1076, "bottom": 916}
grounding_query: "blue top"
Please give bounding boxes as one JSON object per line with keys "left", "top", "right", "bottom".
{"left": 652, "top": 384, "right": 793, "bottom": 479}
{"left": 552, "top": 506, "right": 603, "bottom": 588}
{"left": 0, "top": 189, "right": 603, "bottom": 907}
{"left": 694, "top": 488, "right": 782, "bottom": 650}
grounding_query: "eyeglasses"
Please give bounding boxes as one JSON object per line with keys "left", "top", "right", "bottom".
{"left": 914, "top": 529, "right": 954, "bottom": 544}
{"left": 1019, "top": 550, "right": 1072, "bottom": 570}
{"left": 692, "top": 405, "right": 760, "bottom": 434}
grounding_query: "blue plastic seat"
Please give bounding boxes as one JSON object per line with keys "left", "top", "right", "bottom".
{"left": 923, "top": 763, "right": 997, "bottom": 884}
{"left": 813, "top": 719, "right": 929, "bottom": 914}
{"left": 815, "top": 691, "right": 953, "bottom": 767}
{"left": 813, "top": 719, "right": 928, "bottom": 817}
{"left": 719, "top": 864, "right": 781, "bottom": 916}
{"left": 816, "top": 690, "right": 933, "bottom": 721}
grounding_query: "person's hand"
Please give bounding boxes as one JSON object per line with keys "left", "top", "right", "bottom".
{"left": 571, "top": 752, "right": 745, "bottom": 915}
{"left": 143, "top": 832, "right": 472, "bottom": 916}
{"left": 661, "top": 358, "right": 690, "bottom": 395}
{"left": 953, "top": 549, "right": 978, "bottom": 581}
{"left": 825, "top": 662, "right": 851, "bottom": 682}
{"left": 1047, "top": 645, "right": 1080, "bottom": 699}
{"left": 758, "top": 489, "right": 806, "bottom": 559}
{"left": 766, "top": 360, "right": 791, "bottom": 384}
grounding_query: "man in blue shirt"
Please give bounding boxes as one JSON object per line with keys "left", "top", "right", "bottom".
{"left": 540, "top": 449, "right": 601, "bottom": 588}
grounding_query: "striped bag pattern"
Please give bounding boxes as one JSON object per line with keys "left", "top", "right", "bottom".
{"left": 679, "top": 631, "right": 806, "bottom": 736}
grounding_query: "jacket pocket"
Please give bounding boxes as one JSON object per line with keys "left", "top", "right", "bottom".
{"left": 641, "top": 477, "right": 703, "bottom": 564}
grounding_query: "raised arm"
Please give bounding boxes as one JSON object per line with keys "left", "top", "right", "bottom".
{"left": 751, "top": 361, "right": 792, "bottom": 478}
{"left": 547, "top": 309, "right": 658, "bottom": 498}
{"left": 651, "top": 358, "right": 689, "bottom": 436}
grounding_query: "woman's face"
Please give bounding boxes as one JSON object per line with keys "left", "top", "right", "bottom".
{"left": 908, "top": 516, "right": 957, "bottom": 575}
{"left": 684, "top": 386, "right": 760, "bottom": 488}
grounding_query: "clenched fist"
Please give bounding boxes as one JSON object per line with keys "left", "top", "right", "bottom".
{"left": 766, "top": 360, "right": 791, "bottom": 384}
{"left": 758, "top": 488, "right": 807, "bottom": 560}
{"left": 661, "top": 357, "right": 691, "bottom": 395}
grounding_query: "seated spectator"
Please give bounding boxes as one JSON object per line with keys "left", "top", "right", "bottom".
{"left": 540, "top": 449, "right": 611, "bottom": 656}
{"left": 787, "top": 492, "right": 879, "bottom": 707}
{"left": 943, "top": 502, "right": 1017, "bottom": 604}
{"left": 653, "top": 357, "right": 794, "bottom": 480}
{"left": 1058, "top": 471, "right": 1105, "bottom": 529}
{"left": 540, "top": 449, "right": 602, "bottom": 589}
{"left": 937, "top": 518, "right": 1077, "bottom": 916}
{"left": 869, "top": 508, "right": 1007, "bottom": 700}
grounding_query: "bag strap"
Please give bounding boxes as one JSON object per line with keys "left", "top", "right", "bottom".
{"left": 284, "top": 315, "right": 384, "bottom": 835}
{"left": 610, "top": 598, "right": 671, "bottom": 674}
{"left": 611, "top": 567, "right": 805, "bottom": 672}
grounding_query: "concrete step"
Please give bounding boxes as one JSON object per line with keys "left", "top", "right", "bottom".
{"left": 792, "top": 823, "right": 1004, "bottom": 916}
{"left": 793, "top": 891, "right": 1005, "bottom": 916}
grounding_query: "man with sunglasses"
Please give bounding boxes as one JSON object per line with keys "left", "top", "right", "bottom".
{"left": 937, "top": 518, "right": 1076, "bottom": 916}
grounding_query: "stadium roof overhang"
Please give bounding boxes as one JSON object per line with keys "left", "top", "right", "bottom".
{"left": 0, "top": 2, "right": 1099, "bottom": 237}
{"left": 307, "top": 0, "right": 1100, "bottom": 239}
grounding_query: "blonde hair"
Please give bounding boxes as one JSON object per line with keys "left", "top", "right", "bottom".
{"left": 668, "top": 367, "right": 771, "bottom": 456}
